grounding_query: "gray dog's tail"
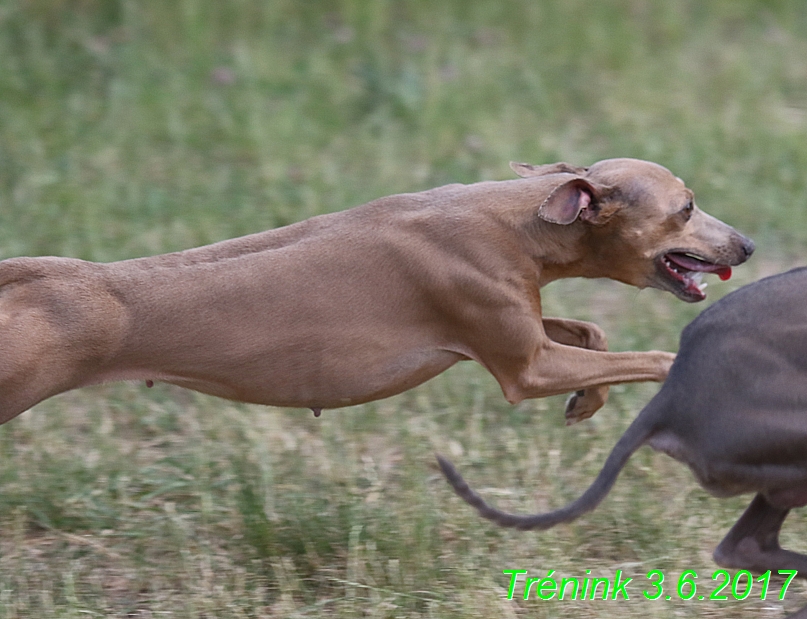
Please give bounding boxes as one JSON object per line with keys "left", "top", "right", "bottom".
{"left": 436, "top": 392, "right": 667, "bottom": 531}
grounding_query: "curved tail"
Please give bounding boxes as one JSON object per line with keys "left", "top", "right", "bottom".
{"left": 436, "top": 392, "right": 668, "bottom": 531}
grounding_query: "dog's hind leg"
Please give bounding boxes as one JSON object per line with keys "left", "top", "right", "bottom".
{"left": 0, "top": 259, "right": 128, "bottom": 423}
{"left": 713, "top": 493, "right": 807, "bottom": 575}
{"left": 785, "top": 604, "right": 807, "bottom": 619}
{"left": 0, "top": 297, "right": 82, "bottom": 423}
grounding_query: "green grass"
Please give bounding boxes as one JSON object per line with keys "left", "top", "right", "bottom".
{"left": 1, "top": 0, "right": 807, "bottom": 616}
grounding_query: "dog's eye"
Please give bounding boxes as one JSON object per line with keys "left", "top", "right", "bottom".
{"left": 682, "top": 201, "right": 694, "bottom": 219}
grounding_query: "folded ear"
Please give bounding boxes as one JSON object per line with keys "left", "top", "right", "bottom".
{"left": 510, "top": 161, "right": 589, "bottom": 178}
{"left": 538, "top": 178, "right": 608, "bottom": 225}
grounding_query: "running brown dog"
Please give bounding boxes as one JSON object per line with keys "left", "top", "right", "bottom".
{"left": 0, "top": 158, "right": 753, "bottom": 424}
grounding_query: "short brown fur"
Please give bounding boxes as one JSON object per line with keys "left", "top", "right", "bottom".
{"left": 0, "top": 158, "right": 753, "bottom": 424}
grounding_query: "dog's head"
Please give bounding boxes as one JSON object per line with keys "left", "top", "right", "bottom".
{"left": 511, "top": 158, "right": 755, "bottom": 302}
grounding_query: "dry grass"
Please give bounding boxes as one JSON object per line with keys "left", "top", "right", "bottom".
{"left": 1, "top": 0, "right": 807, "bottom": 616}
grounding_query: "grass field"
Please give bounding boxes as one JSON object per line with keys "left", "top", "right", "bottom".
{"left": 1, "top": 0, "right": 807, "bottom": 617}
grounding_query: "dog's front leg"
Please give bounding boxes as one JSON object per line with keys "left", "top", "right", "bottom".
{"left": 495, "top": 343, "right": 675, "bottom": 415}
{"left": 542, "top": 317, "right": 610, "bottom": 424}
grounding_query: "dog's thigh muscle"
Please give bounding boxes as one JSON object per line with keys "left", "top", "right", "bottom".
{"left": 0, "top": 267, "right": 126, "bottom": 422}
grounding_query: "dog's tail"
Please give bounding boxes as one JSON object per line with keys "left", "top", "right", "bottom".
{"left": 436, "top": 390, "right": 669, "bottom": 531}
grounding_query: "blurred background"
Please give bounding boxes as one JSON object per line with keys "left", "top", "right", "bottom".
{"left": 0, "top": 1, "right": 806, "bottom": 617}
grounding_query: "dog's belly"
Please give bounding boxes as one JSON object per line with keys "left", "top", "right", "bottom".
{"left": 129, "top": 347, "right": 466, "bottom": 409}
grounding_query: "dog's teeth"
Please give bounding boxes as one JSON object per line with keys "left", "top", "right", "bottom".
{"left": 691, "top": 272, "right": 704, "bottom": 285}
{"left": 698, "top": 282, "right": 708, "bottom": 292}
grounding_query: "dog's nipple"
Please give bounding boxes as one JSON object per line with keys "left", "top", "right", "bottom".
{"left": 146, "top": 380, "right": 154, "bottom": 388}
{"left": 311, "top": 407, "right": 322, "bottom": 417}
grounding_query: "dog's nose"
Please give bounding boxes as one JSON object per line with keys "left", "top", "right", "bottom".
{"left": 741, "top": 236, "right": 755, "bottom": 259}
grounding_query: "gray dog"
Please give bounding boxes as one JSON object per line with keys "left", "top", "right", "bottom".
{"left": 439, "top": 267, "right": 807, "bottom": 618}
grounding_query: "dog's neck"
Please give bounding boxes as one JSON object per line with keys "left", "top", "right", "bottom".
{"left": 522, "top": 221, "right": 596, "bottom": 286}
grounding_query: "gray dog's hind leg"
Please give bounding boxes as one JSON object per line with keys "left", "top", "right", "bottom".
{"left": 713, "top": 493, "right": 807, "bottom": 575}
{"left": 786, "top": 606, "right": 807, "bottom": 619}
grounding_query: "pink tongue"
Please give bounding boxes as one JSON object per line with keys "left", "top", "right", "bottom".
{"left": 667, "top": 254, "right": 733, "bottom": 281}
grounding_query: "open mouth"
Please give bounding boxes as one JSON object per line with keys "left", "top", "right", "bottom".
{"left": 656, "top": 252, "right": 733, "bottom": 302}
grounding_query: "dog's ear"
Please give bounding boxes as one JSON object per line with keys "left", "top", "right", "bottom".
{"left": 537, "top": 178, "right": 602, "bottom": 225}
{"left": 510, "top": 161, "right": 588, "bottom": 178}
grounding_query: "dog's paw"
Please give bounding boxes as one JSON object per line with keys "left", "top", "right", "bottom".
{"left": 564, "top": 391, "right": 585, "bottom": 424}
{"left": 564, "top": 385, "right": 609, "bottom": 425}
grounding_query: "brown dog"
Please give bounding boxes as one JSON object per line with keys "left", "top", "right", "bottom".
{"left": 0, "top": 158, "right": 753, "bottom": 424}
